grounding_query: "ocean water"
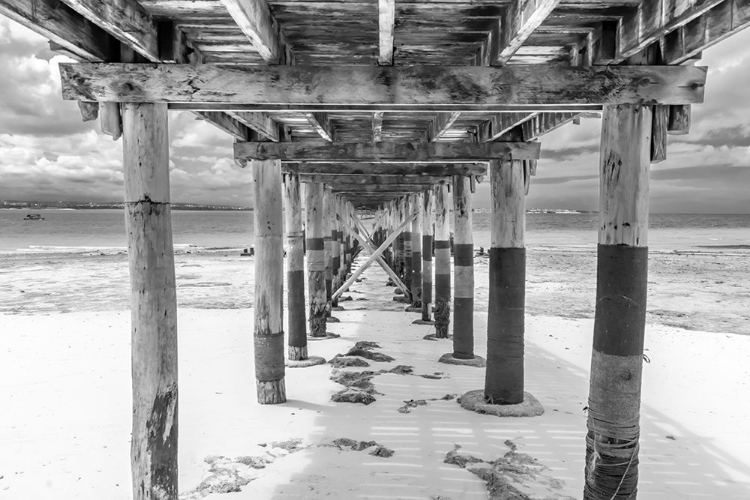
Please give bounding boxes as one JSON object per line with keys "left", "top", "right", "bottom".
{"left": 0, "top": 209, "right": 748, "bottom": 254}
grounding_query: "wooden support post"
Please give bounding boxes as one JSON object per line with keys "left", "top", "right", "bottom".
{"left": 421, "top": 189, "right": 434, "bottom": 322}
{"left": 323, "top": 187, "right": 333, "bottom": 314}
{"left": 434, "top": 183, "right": 451, "bottom": 338}
{"left": 402, "top": 196, "right": 413, "bottom": 295}
{"left": 485, "top": 159, "right": 526, "bottom": 404}
{"left": 452, "top": 175, "right": 475, "bottom": 359}
{"left": 284, "top": 173, "right": 307, "bottom": 361}
{"left": 306, "top": 182, "right": 328, "bottom": 336}
{"left": 122, "top": 102, "right": 178, "bottom": 499}
{"left": 411, "top": 193, "right": 423, "bottom": 308}
{"left": 331, "top": 195, "right": 341, "bottom": 307}
{"left": 584, "top": 104, "right": 651, "bottom": 500}
{"left": 252, "top": 159, "right": 286, "bottom": 404}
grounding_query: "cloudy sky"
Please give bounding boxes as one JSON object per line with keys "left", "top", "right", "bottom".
{"left": 0, "top": 17, "right": 748, "bottom": 213}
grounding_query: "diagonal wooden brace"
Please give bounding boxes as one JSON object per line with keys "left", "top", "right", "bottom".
{"left": 334, "top": 211, "right": 416, "bottom": 301}
{"left": 349, "top": 216, "right": 410, "bottom": 297}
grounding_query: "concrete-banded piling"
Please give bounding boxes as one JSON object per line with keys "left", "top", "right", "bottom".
{"left": 451, "top": 175, "right": 474, "bottom": 359}
{"left": 421, "top": 190, "right": 434, "bottom": 322}
{"left": 306, "top": 182, "right": 327, "bottom": 336}
{"left": 284, "top": 173, "right": 307, "bottom": 360}
{"left": 433, "top": 183, "right": 451, "bottom": 338}
{"left": 410, "top": 193, "right": 423, "bottom": 308}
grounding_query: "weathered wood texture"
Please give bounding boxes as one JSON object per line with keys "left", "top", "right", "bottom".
{"left": 433, "top": 183, "right": 451, "bottom": 338}
{"left": 585, "top": 103, "right": 651, "bottom": 499}
{"left": 236, "top": 141, "right": 540, "bottom": 162}
{"left": 122, "top": 102, "right": 178, "bottom": 500}
{"left": 221, "top": 0, "right": 288, "bottom": 64}
{"left": 284, "top": 173, "right": 307, "bottom": 360}
{"left": 452, "top": 175, "right": 474, "bottom": 359}
{"left": 599, "top": 105, "right": 651, "bottom": 247}
{"left": 305, "top": 182, "right": 328, "bottom": 336}
{"left": 252, "top": 159, "right": 286, "bottom": 404}
{"left": 485, "top": 159, "right": 526, "bottom": 405}
{"left": 286, "top": 164, "right": 487, "bottom": 176}
{"left": 59, "top": 64, "right": 708, "bottom": 108}
{"left": 493, "top": 0, "right": 563, "bottom": 65}
{"left": 299, "top": 174, "right": 449, "bottom": 185}
{"left": 378, "top": 0, "right": 395, "bottom": 65}
{"left": 421, "top": 189, "right": 433, "bottom": 321}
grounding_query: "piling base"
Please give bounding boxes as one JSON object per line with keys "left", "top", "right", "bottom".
{"left": 404, "top": 305, "right": 422, "bottom": 313}
{"left": 413, "top": 319, "right": 435, "bottom": 326}
{"left": 256, "top": 378, "right": 287, "bottom": 404}
{"left": 438, "top": 353, "right": 486, "bottom": 367}
{"left": 308, "top": 333, "right": 341, "bottom": 341}
{"left": 458, "top": 390, "right": 544, "bottom": 417}
{"left": 286, "top": 355, "right": 327, "bottom": 368}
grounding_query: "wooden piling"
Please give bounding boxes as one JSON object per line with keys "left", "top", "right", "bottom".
{"left": 485, "top": 159, "right": 526, "bottom": 404}
{"left": 411, "top": 193, "right": 423, "bottom": 308}
{"left": 323, "top": 187, "right": 333, "bottom": 314}
{"left": 584, "top": 104, "right": 651, "bottom": 500}
{"left": 331, "top": 194, "right": 341, "bottom": 307}
{"left": 306, "top": 182, "right": 328, "bottom": 336}
{"left": 421, "top": 189, "right": 434, "bottom": 322}
{"left": 434, "top": 183, "right": 451, "bottom": 338}
{"left": 252, "top": 159, "right": 286, "bottom": 404}
{"left": 402, "top": 196, "right": 413, "bottom": 294}
{"left": 452, "top": 175, "right": 474, "bottom": 358}
{"left": 122, "top": 102, "right": 178, "bottom": 500}
{"left": 284, "top": 173, "right": 307, "bottom": 360}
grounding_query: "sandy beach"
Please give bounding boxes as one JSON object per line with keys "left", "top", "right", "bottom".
{"left": 1, "top": 247, "right": 750, "bottom": 499}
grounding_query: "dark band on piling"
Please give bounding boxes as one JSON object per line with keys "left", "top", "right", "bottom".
{"left": 485, "top": 247, "right": 526, "bottom": 404}
{"left": 593, "top": 245, "right": 648, "bottom": 357}
{"left": 453, "top": 297, "right": 474, "bottom": 358}
{"left": 306, "top": 238, "right": 324, "bottom": 251}
{"left": 435, "top": 240, "right": 450, "bottom": 250}
{"left": 255, "top": 332, "right": 285, "bottom": 381}
{"left": 287, "top": 269, "right": 307, "bottom": 348}
{"left": 454, "top": 244, "right": 474, "bottom": 266}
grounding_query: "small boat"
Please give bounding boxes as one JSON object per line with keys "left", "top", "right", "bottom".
{"left": 23, "top": 214, "right": 45, "bottom": 221}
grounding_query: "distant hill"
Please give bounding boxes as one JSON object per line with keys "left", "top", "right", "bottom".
{"left": 0, "top": 200, "right": 251, "bottom": 211}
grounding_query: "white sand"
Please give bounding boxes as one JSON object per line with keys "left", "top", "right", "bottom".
{"left": 1, "top": 254, "right": 750, "bottom": 499}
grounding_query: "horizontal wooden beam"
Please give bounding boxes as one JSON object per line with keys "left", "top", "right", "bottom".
{"left": 493, "top": 0, "right": 563, "bottom": 65}
{"left": 228, "top": 112, "right": 279, "bottom": 141}
{"left": 220, "top": 0, "right": 287, "bottom": 64}
{"left": 283, "top": 163, "right": 487, "bottom": 176}
{"left": 299, "top": 174, "right": 449, "bottom": 185}
{"left": 521, "top": 112, "right": 580, "bottom": 141}
{"left": 425, "top": 112, "right": 461, "bottom": 142}
{"left": 196, "top": 111, "right": 250, "bottom": 140}
{"left": 330, "top": 184, "right": 433, "bottom": 193}
{"left": 478, "top": 112, "right": 536, "bottom": 143}
{"left": 60, "top": 0, "right": 159, "bottom": 61}
{"left": 59, "top": 63, "right": 708, "bottom": 107}
{"left": 235, "top": 142, "right": 540, "bottom": 162}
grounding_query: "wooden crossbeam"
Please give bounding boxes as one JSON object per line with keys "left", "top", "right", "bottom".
{"left": 59, "top": 0, "right": 159, "bottom": 61}
{"left": 330, "top": 184, "right": 433, "bottom": 193}
{"left": 59, "top": 64, "right": 708, "bottom": 108}
{"left": 305, "top": 112, "right": 335, "bottom": 142}
{"left": 492, "top": 0, "right": 564, "bottom": 65}
{"left": 478, "top": 113, "right": 537, "bottom": 143}
{"left": 663, "top": 0, "right": 750, "bottom": 65}
{"left": 196, "top": 111, "right": 250, "bottom": 140}
{"left": 220, "top": 0, "right": 288, "bottom": 64}
{"left": 235, "top": 142, "right": 541, "bottom": 162}
{"left": 299, "top": 175, "right": 449, "bottom": 185}
{"left": 283, "top": 164, "right": 487, "bottom": 176}
{"left": 347, "top": 217, "right": 410, "bottom": 296}
{"left": 613, "top": 0, "right": 727, "bottom": 64}
{"left": 333, "top": 212, "right": 417, "bottom": 301}
{"left": 229, "top": 112, "right": 280, "bottom": 141}
{"left": 424, "top": 112, "right": 462, "bottom": 142}
{"left": 0, "top": 0, "right": 114, "bottom": 62}
{"left": 521, "top": 112, "right": 581, "bottom": 141}
{"left": 378, "top": 0, "right": 395, "bottom": 65}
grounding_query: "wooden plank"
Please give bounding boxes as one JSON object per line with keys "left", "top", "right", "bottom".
{"left": 284, "top": 163, "right": 487, "bottom": 176}
{"left": 60, "top": 63, "right": 708, "bottom": 107}
{"left": 0, "top": 0, "right": 114, "bottom": 61}
{"left": 667, "top": 104, "right": 691, "bottom": 135}
{"left": 492, "top": 0, "right": 563, "bottom": 65}
{"left": 299, "top": 174, "right": 449, "bottom": 184}
{"left": 425, "top": 112, "right": 462, "bottom": 142}
{"left": 651, "top": 104, "right": 668, "bottom": 163}
{"left": 663, "top": 0, "right": 750, "bottom": 65}
{"left": 196, "top": 111, "right": 251, "bottom": 140}
{"left": 230, "top": 111, "right": 280, "bottom": 141}
{"left": 329, "top": 184, "right": 433, "bottom": 192}
{"left": 478, "top": 112, "right": 536, "bottom": 142}
{"left": 235, "top": 141, "right": 541, "bottom": 162}
{"left": 60, "top": 0, "right": 159, "bottom": 61}
{"left": 614, "top": 0, "right": 726, "bottom": 63}
{"left": 305, "top": 112, "right": 335, "bottom": 141}
{"left": 521, "top": 112, "right": 580, "bottom": 140}
{"left": 378, "top": 0, "right": 395, "bottom": 64}
{"left": 372, "top": 112, "right": 384, "bottom": 142}
{"left": 221, "top": 0, "right": 288, "bottom": 64}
